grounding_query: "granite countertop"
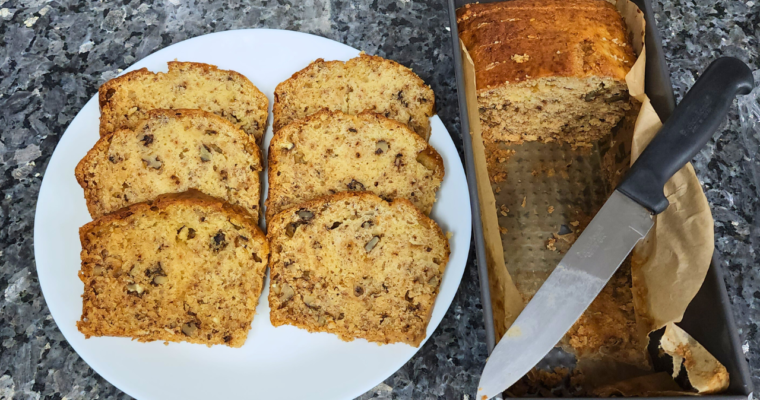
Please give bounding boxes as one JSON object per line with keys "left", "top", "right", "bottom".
{"left": 0, "top": 0, "right": 757, "bottom": 399}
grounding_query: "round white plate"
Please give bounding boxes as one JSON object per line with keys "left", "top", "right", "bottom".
{"left": 34, "top": 29, "right": 471, "bottom": 400}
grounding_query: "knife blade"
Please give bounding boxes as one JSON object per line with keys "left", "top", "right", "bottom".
{"left": 477, "top": 57, "right": 754, "bottom": 400}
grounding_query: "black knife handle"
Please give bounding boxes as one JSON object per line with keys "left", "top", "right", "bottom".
{"left": 617, "top": 57, "right": 754, "bottom": 214}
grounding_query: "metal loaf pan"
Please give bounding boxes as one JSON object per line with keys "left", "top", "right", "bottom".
{"left": 445, "top": 0, "right": 753, "bottom": 397}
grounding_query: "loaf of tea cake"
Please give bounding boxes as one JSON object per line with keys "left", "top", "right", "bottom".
{"left": 77, "top": 191, "right": 269, "bottom": 348}
{"left": 267, "top": 192, "right": 450, "bottom": 347}
{"left": 273, "top": 54, "right": 435, "bottom": 139}
{"left": 99, "top": 61, "right": 269, "bottom": 144}
{"left": 457, "top": 0, "right": 636, "bottom": 147}
{"left": 266, "top": 110, "right": 444, "bottom": 221}
{"left": 76, "top": 109, "right": 262, "bottom": 220}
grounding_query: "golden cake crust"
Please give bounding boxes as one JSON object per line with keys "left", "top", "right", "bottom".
{"left": 273, "top": 54, "right": 435, "bottom": 139}
{"left": 267, "top": 191, "right": 450, "bottom": 346}
{"left": 456, "top": 0, "right": 636, "bottom": 91}
{"left": 77, "top": 191, "right": 269, "bottom": 348}
{"left": 98, "top": 61, "right": 269, "bottom": 143}
{"left": 266, "top": 109, "right": 444, "bottom": 221}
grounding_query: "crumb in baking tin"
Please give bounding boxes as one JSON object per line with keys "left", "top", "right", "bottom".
{"left": 499, "top": 226, "right": 508, "bottom": 234}
{"left": 494, "top": 186, "right": 501, "bottom": 194}
{"left": 571, "top": 220, "right": 580, "bottom": 226}
{"left": 507, "top": 367, "right": 587, "bottom": 397}
{"left": 483, "top": 140, "right": 515, "bottom": 183}
{"left": 521, "top": 197, "right": 527, "bottom": 208}
{"left": 547, "top": 206, "right": 554, "bottom": 214}
{"left": 531, "top": 161, "right": 572, "bottom": 178}
{"left": 546, "top": 237, "right": 557, "bottom": 251}
{"left": 500, "top": 204, "right": 509, "bottom": 216}
{"left": 531, "top": 367, "right": 568, "bottom": 388}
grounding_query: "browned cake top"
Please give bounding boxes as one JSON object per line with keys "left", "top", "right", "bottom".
{"left": 457, "top": 0, "right": 636, "bottom": 91}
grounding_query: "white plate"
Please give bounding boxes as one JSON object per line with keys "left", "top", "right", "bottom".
{"left": 34, "top": 29, "right": 471, "bottom": 400}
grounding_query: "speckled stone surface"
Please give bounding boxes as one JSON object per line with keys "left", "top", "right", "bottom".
{"left": 0, "top": 0, "right": 757, "bottom": 399}
{"left": 652, "top": 0, "right": 760, "bottom": 393}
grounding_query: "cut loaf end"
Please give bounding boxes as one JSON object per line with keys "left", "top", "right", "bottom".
{"left": 479, "top": 76, "right": 632, "bottom": 147}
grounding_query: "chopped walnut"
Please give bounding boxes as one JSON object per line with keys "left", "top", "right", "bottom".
{"left": 511, "top": 53, "right": 530, "bottom": 63}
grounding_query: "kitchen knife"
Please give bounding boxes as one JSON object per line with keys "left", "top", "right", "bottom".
{"left": 477, "top": 57, "right": 754, "bottom": 400}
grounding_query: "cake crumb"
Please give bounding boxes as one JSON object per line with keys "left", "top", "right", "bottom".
{"left": 521, "top": 197, "right": 526, "bottom": 208}
{"left": 494, "top": 187, "right": 501, "bottom": 194}
{"left": 570, "top": 220, "right": 580, "bottom": 226}
{"left": 270, "top": 193, "right": 447, "bottom": 346}
{"left": 483, "top": 140, "right": 515, "bottom": 183}
{"left": 511, "top": 54, "right": 530, "bottom": 63}
{"left": 546, "top": 237, "right": 557, "bottom": 251}
{"left": 500, "top": 204, "right": 509, "bottom": 216}
{"left": 499, "top": 226, "right": 508, "bottom": 234}
{"left": 446, "top": 231, "right": 453, "bottom": 239}
{"left": 547, "top": 206, "right": 554, "bottom": 214}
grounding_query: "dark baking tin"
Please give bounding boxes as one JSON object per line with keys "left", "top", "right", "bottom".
{"left": 446, "top": 0, "right": 753, "bottom": 397}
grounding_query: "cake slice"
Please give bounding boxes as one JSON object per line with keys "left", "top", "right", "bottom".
{"left": 99, "top": 61, "right": 269, "bottom": 144}
{"left": 266, "top": 110, "right": 444, "bottom": 221}
{"left": 76, "top": 109, "right": 262, "bottom": 220}
{"left": 267, "top": 192, "right": 450, "bottom": 346}
{"left": 273, "top": 54, "right": 435, "bottom": 139}
{"left": 457, "top": 0, "right": 636, "bottom": 147}
{"left": 77, "top": 191, "right": 269, "bottom": 348}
